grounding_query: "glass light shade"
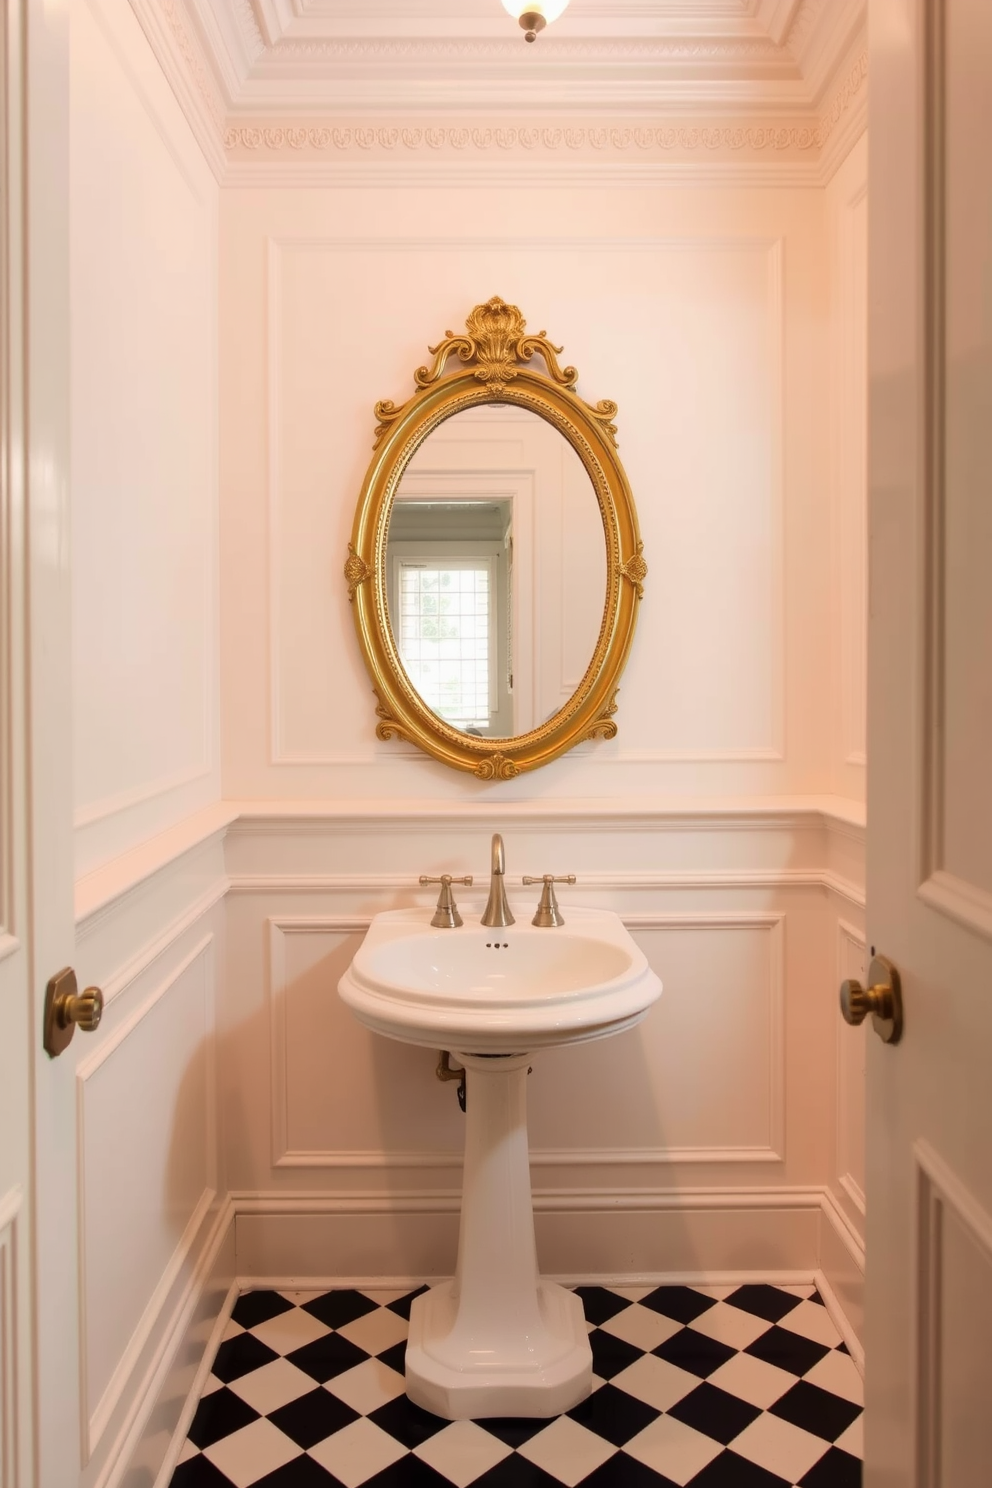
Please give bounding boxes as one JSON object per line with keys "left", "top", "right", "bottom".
{"left": 501, "top": 0, "right": 571, "bottom": 23}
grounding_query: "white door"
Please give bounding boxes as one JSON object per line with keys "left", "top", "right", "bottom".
{"left": 2, "top": 0, "right": 80, "bottom": 1481}
{"left": 865, "top": 0, "right": 992, "bottom": 1480}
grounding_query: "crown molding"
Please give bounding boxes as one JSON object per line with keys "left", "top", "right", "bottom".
{"left": 127, "top": 0, "right": 865, "bottom": 185}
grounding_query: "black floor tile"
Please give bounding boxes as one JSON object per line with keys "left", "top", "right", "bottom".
{"left": 589, "top": 1328, "right": 644, "bottom": 1380}
{"left": 640, "top": 1287, "right": 717, "bottom": 1325}
{"left": 268, "top": 1388, "right": 359, "bottom": 1449}
{"left": 654, "top": 1328, "right": 737, "bottom": 1379}
{"left": 470, "top": 1457, "right": 564, "bottom": 1488}
{"left": 360, "top": 1456, "right": 451, "bottom": 1486}
{"left": 770, "top": 1382, "right": 861, "bottom": 1443}
{"left": 211, "top": 1333, "right": 281, "bottom": 1384}
{"left": 302, "top": 1290, "right": 381, "bottom": 1331}
{"left": 566, "top": 1381, "right": 660, "bottom": 1446}
{"left": 687, "top": 1450, "right": 792, "bottom": 1487}
{"left": 251, "top": 1456, "right": 340, "bottom": 1488}
{"left": 385, "top": 1287, "right": 429, "bottom": 1321}
{"left": 799, "top": 1446, "right": 862, "bottom": 1487}
{"left": 187, "top": 1388, "right": 260, "bottom": 1449}
{"left": 367, "top": 1394, "right": 449, "bottom": 1450}
{"left": 479, "top": 1416, "right": 554, "bottom": 1449}
{"left": 171, "top": 1456, "right": 237, "bottom": 1487}
{"left": 744, "top": 1326, "right": 830, "bottom": 1378}
{"left": 581, "top": 1455, "right": 680, "bottom": 1488}
{"left": 723, "top": 1286, "right": 803, "bottom": 1326}
{"left": 232, "top": 1291, "right": 296, "bottom": 1330}
{"left": 669, "top": 1382, "right": 762, "bottom": 1445}
{"left": 377, "top": 1342, "right": 408, "bottom": 1375}
{"left": 286, "top": 1332, "right": 371, "bottom": 1384}
{"left": 573, "top": 1286, "right": 634, "bottom": 1326}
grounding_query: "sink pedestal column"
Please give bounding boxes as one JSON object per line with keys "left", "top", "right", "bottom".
{"left": 405, "top": 1051, "right": 592, "bottom": 1419}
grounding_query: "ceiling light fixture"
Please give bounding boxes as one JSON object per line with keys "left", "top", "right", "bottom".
{"left": 501, "top": 0, "right": 570, "bottom": 43}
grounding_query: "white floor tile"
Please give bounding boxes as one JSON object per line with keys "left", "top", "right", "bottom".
{"left": 227, "top": 1357, "right": 317, "bottom": 1415}
{"left": 835, "top": 1413, "right": 864, "bottom": 1458}
{"left": 604, "top": 1285, "right": 657, "bottom": 1302}
{"left": 707, "top": 1352, "right": 796, "bottom": 1410}
{"left": 414, "top": 1420, "right": 512, "bottom": 1486}
{"left": 598, "top": 1302, "right": 682, "bottom": 1352}
{"left": 202, "top": 1418, "right": 301, "bottom": 1488}
{"left": 324, "top": 1357, "right": 407, "bottom": 1415}
{"left": 610, "top": 1353, "right": 700, "bottom": 1412}
{"left": 307, "top": 1417, "right": 407, "bottom": 1487}
{"left": 278, "top": 1290, "right": 327, "bottom": 1306}
{"left": 249, "top": 1307, "right": 331, "bottom": 1356}
{"left": 778, "top": 1299, "right": 842, "bottom": 1349}
{"left": 623, "top": 1414, "right": 723, "bottom": 1486}
{"left": 201, "top": 1373, "right": 224, "bottom": 1397}
{"left": 689, "top": 1285, "right": 740, "bottom": 1301}
{"left": 176, "top": 1438, "right": 200, "bottom": 1464}
{"left": 688, "top": 1301, "right": 774, "bottom": 1352}
{"left": 777, "top": 1284, "right": 816, "bottom": 1299}
{"left": 221, "top": 1318, "right": 246, "bottom": 1342}
{"left": 518, "top": 1415, "right": 617, "bottom": 1487}
{"left": 803, "top": 1348, "right": 864, "bottom": 1404}
{"left": 731, "top": 1411, "right": 830, "bottom": 1482}
{"left": 336, "top": 1306, "right": 409, "bottom": 1356}
{"left": 358, "top": 1288, "right": 419, "bottom": 1306}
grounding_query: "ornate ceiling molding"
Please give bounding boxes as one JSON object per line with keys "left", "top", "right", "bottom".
{"left": 125, "top": 0, "right": 866, "bottom": 184}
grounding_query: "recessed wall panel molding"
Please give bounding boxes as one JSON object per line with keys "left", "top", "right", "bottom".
{"left": 266, "top": 236, "right": 785, "bottom": 775}
{"left": 0, "top": 1186, "right": 21, "bottom": 1488}
{"left": 267, "top": 912, "right": 784, "bottom": 1170}
{"left": 919, "top": 0, "right": 992, "bottom": 939}
{"left": 75, "top": 936, "right": 215, "bottom": 1460}
{"left": 835, "top": 918, "right": 865, "bottom": 1220}
{"left": 838, "top": 180, "right": 868, "bottom": 770}
{"left": 915, "top": 1140, "right": 992, "bottom": 1485}
{"left": 70, "top": 0, "right": 219, "bottom": 873}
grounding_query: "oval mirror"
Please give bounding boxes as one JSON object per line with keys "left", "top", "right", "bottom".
{"left": 386, "top": 404, "right": 607, "bottom": 740}
{"left": 345, "top": 298, "right": 647, "bottom": 778}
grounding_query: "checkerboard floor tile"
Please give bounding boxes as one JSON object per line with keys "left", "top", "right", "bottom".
{"left": 170, "top": 1284, "right": 862, "bottom": 1487}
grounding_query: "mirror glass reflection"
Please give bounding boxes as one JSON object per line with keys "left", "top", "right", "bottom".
{"left": 386, "top": 404, "right": 606, "bottom": 740}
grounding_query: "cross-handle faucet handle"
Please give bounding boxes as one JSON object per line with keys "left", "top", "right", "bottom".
{"left": 420, "top": 874, "right": 473, "bottom": 930}
{"left": 521, "top": 874, "right": 576, "bottom": 928}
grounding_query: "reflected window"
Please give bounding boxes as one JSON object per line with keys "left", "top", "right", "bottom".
{"left": 396, "top": 560, "right": 494, "bottom": 732}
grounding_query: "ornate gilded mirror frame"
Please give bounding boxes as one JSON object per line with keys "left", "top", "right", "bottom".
{"left": 345, "top": 297, "right": 647, "bottom": 778}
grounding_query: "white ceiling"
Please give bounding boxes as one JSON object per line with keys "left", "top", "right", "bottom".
{"left": 183, "top": 0, "right": 866, "bottom": 117}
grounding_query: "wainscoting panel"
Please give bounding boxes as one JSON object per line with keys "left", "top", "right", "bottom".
{"left": 528, "top": 915, "right": 784, "bottom": 1163}
{"left": 70, "top": 0, "right": 219, "bottom": 878}
{"left": 835, "top": 918, "right": 866, "bottom": 1220}
{"left": 916, "top": 1141, "right": 992, "bottom": 1486}
{"left": 77, "top": 936, "right": 215, "bottom": 1461}
{"left": 268, "top": 917, "right": 464, "bottom": 1168}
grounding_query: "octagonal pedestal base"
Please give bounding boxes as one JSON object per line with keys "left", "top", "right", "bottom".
{"left": 405, "top": 1278, "right": 592, "bottom": 1420}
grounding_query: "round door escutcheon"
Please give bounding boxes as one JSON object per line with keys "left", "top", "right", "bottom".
{"left": 44, "top": 968, "right": 105, "bottom": 1057}
{"left": 839, "top": 953, "right": 903, "bottom": 1044}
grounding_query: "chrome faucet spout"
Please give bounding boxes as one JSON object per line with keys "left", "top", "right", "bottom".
{"left": 481, "top": 833, "right": 515, "bottom": 928}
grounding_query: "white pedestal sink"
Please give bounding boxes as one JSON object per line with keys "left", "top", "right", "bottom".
{"left": 338, "top": 905, "right": 661, "bottom": 1419}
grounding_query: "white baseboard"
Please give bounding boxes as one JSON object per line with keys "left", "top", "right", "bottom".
{"left": 818, "top": 1190, "right": 865, "bottom": 1368}
{"left": 231, "top": 1186, "right": 830, "bottom": 1294}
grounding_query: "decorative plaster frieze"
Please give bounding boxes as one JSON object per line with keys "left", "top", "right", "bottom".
{"left": 221, "top": 48, "right": 865, "bottom": 172}
{"left": 224, "top": 121, "right": 824, "bottom": 153}
{"left": 142, "top": 0, "right": 225, "bottom": 128}
{"left": 265, "top": 37, "right": 785, "bottom": 61}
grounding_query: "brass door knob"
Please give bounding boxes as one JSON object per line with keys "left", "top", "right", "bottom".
{"left": 44, "top": 967, "right": 105, "bottom": 1057}
{"left": 840, "top": 953, "right": 903, "bottom": 1044}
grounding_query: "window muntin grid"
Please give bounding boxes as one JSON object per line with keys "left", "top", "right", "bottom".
{"left": 396, "top": 558, "right": 497, "bottom": 731}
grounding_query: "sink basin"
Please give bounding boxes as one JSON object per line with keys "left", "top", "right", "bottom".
{"left": 337, "top": 900, "right": 661, "bottom": 1420}
{"left": 339, "top": 905, "right": 660, "bottom": 1054}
